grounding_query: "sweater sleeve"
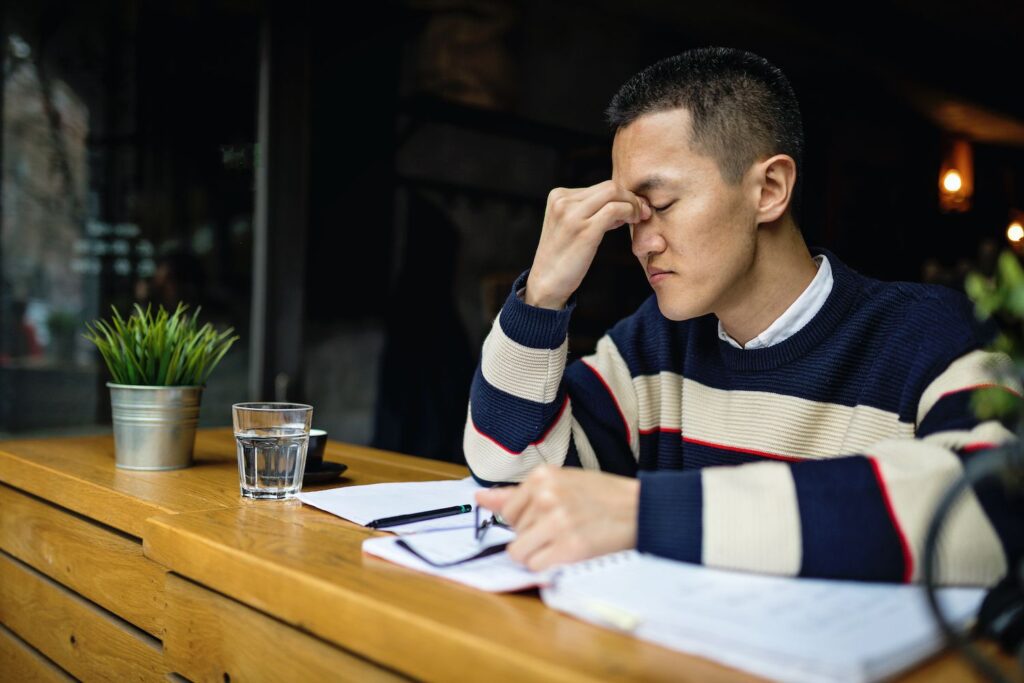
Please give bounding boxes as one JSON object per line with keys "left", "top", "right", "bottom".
{"left": 638, "top": 347, "right": 1023, "bottom": 586}
{"left": 463, "top": 271, "right": 640, "bottom": 483}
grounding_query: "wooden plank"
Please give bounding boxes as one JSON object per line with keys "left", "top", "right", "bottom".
{"left": 164, "top": 573, "right": 407, "bottom": 682}
{"left": 146, "top": 505, "right": 753, "bottom": 683}
{"left": 0, "top": 483, "right": 166, "bottom": 638}
{"left": 0, "top": 432, "right": 236, "bottom": 536}
{"left": 0, "top": 551, "right": 166, "bottom": 682}
{"left": 899, "top": 642, "right": 1002, "bottom": 683}
{"left": 0, "top": 622, "right": 75, "bottom": 682}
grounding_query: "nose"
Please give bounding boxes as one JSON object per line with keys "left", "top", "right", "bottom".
{"left": 630, "top": 215, "right": 666, "bottom": 260}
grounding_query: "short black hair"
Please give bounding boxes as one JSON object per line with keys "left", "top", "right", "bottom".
{"left": 607, "top": 47, "right": 804, "bottom": 219}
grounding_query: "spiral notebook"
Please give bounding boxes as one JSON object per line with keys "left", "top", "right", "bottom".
{"left": 540, "top": 551, "right": 986, "bottom": 683}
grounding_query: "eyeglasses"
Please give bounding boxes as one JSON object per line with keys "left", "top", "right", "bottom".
{"left": 474, "top": 505, "right": 510, "bottom": 543}
{"left": 396, "top": 506, "right": 512, "bottom": 568}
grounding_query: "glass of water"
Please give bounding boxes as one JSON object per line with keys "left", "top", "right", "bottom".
{"left": 232, "top": 402, "right": 313, "bottom": 499}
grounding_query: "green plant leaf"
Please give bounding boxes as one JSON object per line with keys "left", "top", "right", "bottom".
{"left": 82, "top": 301, "right": 238, "bottom": 386}
{"left": 964, "top": 249, "right": 1024, "bottom": 424}
{"left": 971, "top": 386, "right": 1022, "bottom": 421}
{"left": 998, "top": 251, "right": 1024, "bottom": 289}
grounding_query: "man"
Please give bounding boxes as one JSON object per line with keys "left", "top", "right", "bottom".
{"left": 464, "top": 47, "right": 1020, "bottom": 584}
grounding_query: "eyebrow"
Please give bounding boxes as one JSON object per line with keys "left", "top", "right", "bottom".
{"left": 631, "top": 174, "right": 673, "bottom": 195}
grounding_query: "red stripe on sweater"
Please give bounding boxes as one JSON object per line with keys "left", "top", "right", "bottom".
{"left": 939, "top": 383, "right": 1023, "bottom": 401}
{"left": 470, "top": 396, "right": 571, "bottom": 456}
{"left": 682, "top": 435, "right": 803, "bottom": 463}
{"left": 470, "top": 420, "right": 523, "bottom": 455}
{"left": 638, "top": 426, "right": 681, "bottom": 435}
{"left": 868, "top": 457, "right": 914, "bottom": 583}
{"left": 638, "top": 427, "right": 802, "bottom": 462}
{"left": 580, "top": 359, "right": 632, "bottom": 445}
{"left": 533, "top": 395, "right": 570, "bottom": 446}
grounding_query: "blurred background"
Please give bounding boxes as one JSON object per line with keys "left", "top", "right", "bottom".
{"left": 1, "top": 0, "right": 1023, "bottom": 463}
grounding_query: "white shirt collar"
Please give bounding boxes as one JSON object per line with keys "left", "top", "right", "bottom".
{"left": 718, "top": 254, "right": 833, "bottom": 350}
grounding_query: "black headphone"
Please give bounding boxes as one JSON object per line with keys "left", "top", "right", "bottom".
{"left": 924, "top": 445, "right": 1024, "bottom": 681}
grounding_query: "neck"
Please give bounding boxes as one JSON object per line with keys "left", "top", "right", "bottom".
{"left": 716, "top": 219, "right": 817, "bottom": 347}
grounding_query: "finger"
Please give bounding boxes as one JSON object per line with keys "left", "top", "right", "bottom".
{"left": 507, "top": 476, "right": 559, "bottom": 535}
{"left": 495, "top": 464, "right": 560, "bottom": 528}
{"left": 547, "top": 186, "right": 588, "bottom": 202}
{"left": 637, "top": 196, "right": 652, "bottom": 219}
{"left": 510, "top": 496, "right": 545, "bottom": 536}
{"left": 577, "top": 179, "right": 638, "bottom": 219}
{"left": 587, "top": 200, "right": 648, "bottom": 233}
{"left": 506, "top": 518, "right": 558, "bottom": 566}
{"left": 475, "top": 486, "right": 515, "bottom": 513}
{"left": 522, "top": 541, "right": 570, "bottom": 572}
{"left": 589, "top": 187, "right": 651, "bottom": 224}
{"left": 498, "top": 482, "right": 542, "bottom": 526}
{"left": 545, "top": 186, "right": 590, "bottom": 220}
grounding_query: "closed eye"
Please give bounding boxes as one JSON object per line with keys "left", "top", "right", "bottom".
{"left": 652, "top": 201, "right": 675, "bottom": 213}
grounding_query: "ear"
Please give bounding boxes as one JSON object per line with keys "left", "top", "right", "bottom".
{"left": 753, "top": 154, "right": 797, "bottom": 225}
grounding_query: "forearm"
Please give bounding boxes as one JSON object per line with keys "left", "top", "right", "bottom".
{"left": 464, "top": 272, "right": 576, "bottom": 482}
{"left": 636, "top": 345, "right": 1022, "bottom": 585}
{"left": 637, "top": 435, "right": 1014, "bottom": 585}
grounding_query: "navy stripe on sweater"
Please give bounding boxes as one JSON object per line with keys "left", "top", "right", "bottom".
{"left": 469, "top": 366, "right": 567, "bottom": 454}
{"left": 637, "top": 470, "right": 703, "bottom": 563}
{"left": 565, "top": 360, "right": 637, "bottom": 477}
{"left": 637, "top": 430, "right": 803, "bottom": 470}
{"left": 791, "top": 456, "right": 907, "bottom": 581}
{"left": 497, "top": 271, "right": 575, "bottom": 350}
{"left": 917, "top": 390, "right": 984, "bottom": 438}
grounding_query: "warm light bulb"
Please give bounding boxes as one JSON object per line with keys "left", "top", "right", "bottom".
{"left": 1009, "top": 222, "right": 1024, "bottom": 243}
{"left": 942, "top": 170, "right": 962, "bottom": 193}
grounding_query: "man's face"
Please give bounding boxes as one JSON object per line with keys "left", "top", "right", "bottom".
{"left": 611, "top": 107, "right": 760, "bottom": 321}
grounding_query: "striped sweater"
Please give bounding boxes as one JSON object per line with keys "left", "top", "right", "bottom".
{"left": 464, "top": 248, "right": 1023, "bottom": 585}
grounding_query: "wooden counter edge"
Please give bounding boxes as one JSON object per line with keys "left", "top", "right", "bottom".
{"left": 0, "top": 449, "right": 178, "bottom": 538}
{"left": 141, "top": 511, "right": 622, "bottom": 683}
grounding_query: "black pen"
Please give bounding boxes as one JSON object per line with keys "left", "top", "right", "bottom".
{"left": 365, "top": 504, "right": 473, "bottom": 529}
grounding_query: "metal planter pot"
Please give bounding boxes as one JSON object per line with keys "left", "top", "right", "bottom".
{"left": 108, "top": 383, "right": 203, "bottom": 470}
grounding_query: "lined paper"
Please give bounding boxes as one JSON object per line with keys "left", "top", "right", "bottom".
{"left": 542, "top": 551, "right": 986, "bottom": 683}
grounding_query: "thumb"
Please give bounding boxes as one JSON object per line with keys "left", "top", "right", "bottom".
{"left": 639, "top": 197, "right": 652, "bottom": 221}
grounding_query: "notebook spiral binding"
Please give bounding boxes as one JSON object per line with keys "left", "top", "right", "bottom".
{"left": 557, "top": 550, "right": 639, "bottom": 578}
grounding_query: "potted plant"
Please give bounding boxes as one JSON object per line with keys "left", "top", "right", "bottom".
{"left": 83, "top": 303, "right": 238, "bottom": 470}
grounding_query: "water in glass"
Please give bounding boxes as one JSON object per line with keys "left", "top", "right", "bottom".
{"left": 235, "top": 426, "right": 308, "bottom": 499}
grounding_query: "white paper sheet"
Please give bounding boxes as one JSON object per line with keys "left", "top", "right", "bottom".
{"left": 541, "top": 551, "right": 987, "bottom": 683}
{"left": 299, "top": 477, "right": 483, "bottom": 533}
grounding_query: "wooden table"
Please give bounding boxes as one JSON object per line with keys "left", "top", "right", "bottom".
{"left": 0, "top": 428, "right": 1003, "bottom": 682}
